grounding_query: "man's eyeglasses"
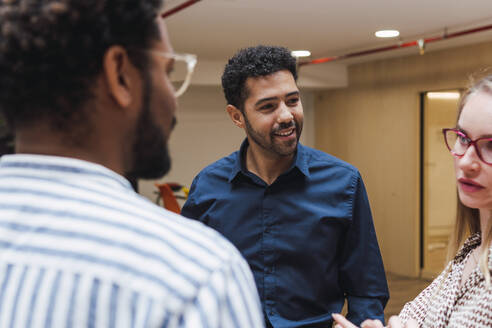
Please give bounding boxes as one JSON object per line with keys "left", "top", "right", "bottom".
{"left": 442, "top": 128, "right": 492, "bottom": 165}
{"left": 146, "top": 51, "right": 197, "bottom": 97}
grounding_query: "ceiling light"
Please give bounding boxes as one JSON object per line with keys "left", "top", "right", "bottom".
{"left": 291, "top": 50, "right": 311, "bottom": 58}
{"left": 375, "top": 30, "right": 400, "bottom": 38}
{"left": 426, "top": 92, "right": 461, "bottom": 99}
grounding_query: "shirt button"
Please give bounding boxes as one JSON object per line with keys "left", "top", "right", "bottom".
{"left": 269, "top": 310, "right": 274, "bottom": 315}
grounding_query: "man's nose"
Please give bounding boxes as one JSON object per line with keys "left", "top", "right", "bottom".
{"left": 277, "top": 103, "right": 294, "bottom": 123}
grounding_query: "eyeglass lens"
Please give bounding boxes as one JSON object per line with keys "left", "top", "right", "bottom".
{"left": 168, "top": 58, "right": 189, "bottom": 96}
{"left": 445, "top": 130, "right": 492, "bottom": 164}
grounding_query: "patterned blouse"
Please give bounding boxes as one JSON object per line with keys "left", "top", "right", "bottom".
{"left": 399, "top": 233, "right": 492, "bottom": 327}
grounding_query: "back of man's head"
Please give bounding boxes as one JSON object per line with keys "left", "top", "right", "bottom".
{"left": 0, "top": 0, "right": 163, "bottom": 133}
{"left": 221, "top": 45, "right": 297, "bottom": 111}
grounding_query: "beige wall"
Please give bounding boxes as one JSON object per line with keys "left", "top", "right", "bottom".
{"left": 316, "top": 41, "right": 492, "bottom": 277}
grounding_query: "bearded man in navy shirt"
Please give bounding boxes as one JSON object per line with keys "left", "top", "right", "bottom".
{"left": 181, "top": 45, "right": 389, "bottom": 328}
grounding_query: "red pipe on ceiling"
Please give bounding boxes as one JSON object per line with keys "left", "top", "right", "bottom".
{"left": 161, "top": 0, "right": 203, "bottom": 19}
{"left": 299, "top": 23, "right": 492, "bottom": 66}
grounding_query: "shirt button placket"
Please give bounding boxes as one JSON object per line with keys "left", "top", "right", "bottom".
{"left": 263, "top": 187, "right": 276, "bottom": 319}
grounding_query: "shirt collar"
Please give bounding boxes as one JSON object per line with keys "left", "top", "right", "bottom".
{"left": 228, "top": 139, "right": 248, "bottom": 182}
{"left": 454, "top": 232, "right": 492, "bottom": 270}
{"left": 0, "top": 154, "right": 133, "bottom": 191}
{"left": 454, "top": 232, "right": 482, "bottom": 262}
{"left": 293, "top": 143, "right": 310, "bottom": 177}
{"left": 228, "top": 138, "right": 310, "bottom": 182}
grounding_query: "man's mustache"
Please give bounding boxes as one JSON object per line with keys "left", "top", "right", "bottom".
{"left": 274, "top": 121, "right": 295, "bottom": 132}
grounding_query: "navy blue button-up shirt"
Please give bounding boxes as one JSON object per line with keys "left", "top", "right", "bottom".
{"left": 182, "top": 140, "right": 389, "bottom": 327}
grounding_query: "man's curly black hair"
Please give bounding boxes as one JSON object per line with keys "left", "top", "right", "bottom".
{"left": 221, "top": 45, "right": 297, "bottom": 111}
{"left": 0, "top": 0, "right": 163, "bottom": 131}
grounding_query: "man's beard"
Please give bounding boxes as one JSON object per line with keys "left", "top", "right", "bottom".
{"left": 243, "top": 113, "right": 302, "bottom": 157}
{"left": 128, "top": 71, "right": 173, "bottom": 180}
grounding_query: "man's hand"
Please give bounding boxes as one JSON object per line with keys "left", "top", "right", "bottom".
{"left": 332, "top": 314, "right": 418, "bottom": 328}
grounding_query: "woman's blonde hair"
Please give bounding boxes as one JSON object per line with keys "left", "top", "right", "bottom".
{"left": 447, "top": 73, "right": 492, "bottom": 286}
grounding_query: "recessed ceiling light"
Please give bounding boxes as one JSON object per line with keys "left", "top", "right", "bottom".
{"left": 375, "top": 30, "right": 400, "bottom": 38}
{"left": 291, "top": 50, "right": 311, "bottom": 57}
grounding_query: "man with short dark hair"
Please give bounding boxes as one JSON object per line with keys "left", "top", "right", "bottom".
{"left": 0, "top": 1, "right": 263, "bottom": 326}
{"left": 182, "top": 45, "right": 389, "bottom": 327}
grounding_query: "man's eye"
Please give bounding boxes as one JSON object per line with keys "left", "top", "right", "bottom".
{"left": 167, "top": 65, "right": 175, "bottom": 76}
{"left": 287, "top": 98, "right": 299, "bottom": 105}
{"left": 260, "top": 103, "right": 274, "bottom": 110}
{"left": 165, "top": 59, "right": 175, "bottom": 76}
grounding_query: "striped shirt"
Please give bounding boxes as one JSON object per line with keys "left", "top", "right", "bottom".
{"left": 0, "top": 154, "right": 264, "bottom": 328}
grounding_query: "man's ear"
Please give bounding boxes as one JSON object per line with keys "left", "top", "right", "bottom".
{"left": 103, "top": 45, "right": 134, "bottom": 108}
{"left": 226, "top": 104, "right": 245, "bottom": 128}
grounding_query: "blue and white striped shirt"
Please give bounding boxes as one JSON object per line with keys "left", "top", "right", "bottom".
{"left": 0, "top": 154, "right": 263, "bottom": 328}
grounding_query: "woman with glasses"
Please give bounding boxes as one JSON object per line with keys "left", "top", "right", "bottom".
{"left": 333, "top": 74, "right": 492, "bottom": 328}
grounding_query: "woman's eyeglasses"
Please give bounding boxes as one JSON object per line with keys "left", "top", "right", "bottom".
{"left": 443, "top": 128, "right": 492, "bottom": 165}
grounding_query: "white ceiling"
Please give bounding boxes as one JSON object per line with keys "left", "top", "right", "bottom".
{"left": 164, "top": 0, "right": 492, "bottom": 64}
